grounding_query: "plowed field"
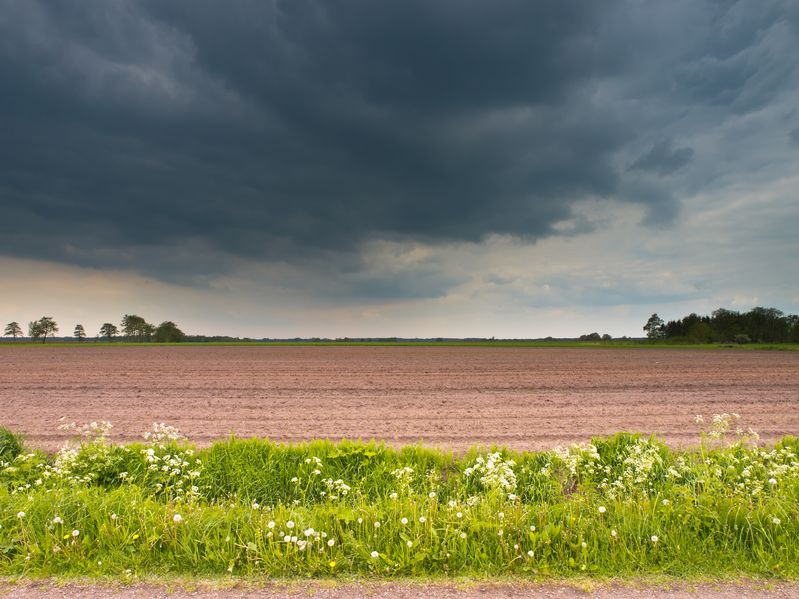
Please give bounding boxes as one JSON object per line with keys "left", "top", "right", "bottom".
{"left": 1, "top": 346, "right": 797, "bottom": 451}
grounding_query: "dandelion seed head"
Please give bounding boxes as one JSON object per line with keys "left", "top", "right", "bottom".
{"left": 267, "top": 521, "right": 275, "bottom": 529}
{"left": 407, "top": 540, "right": 413, "bottom": 548}
{"left": 72, "top": 529, "right": 80, "bottom": 537}
{"left": 286, "top": 520, "right": 295, "bottom": 529}
{"left": 419, "top": 516, "right": 427, "bottom": 523}
{"left": 370, "top": 550, "right": 379, "bottom": 558}
{"left": 328, "top": 539, "right": 335, "bottom": 547}
{"left": 598, "top": 506, "right": 606, "bottom": 514}
{"left": 651, "top": 535, "right": 658, "bottom": 543}
{"left": 17, "top": 512, "right": 25, "bottom": 519}
{"left": 401, "top": 517, "right": 408, "bottom": 525}
{"left": 173, "top": 514, "right": 183, "bottom": 523}
{"left": 460, "top": 532, "right": 467, "bottom": 539}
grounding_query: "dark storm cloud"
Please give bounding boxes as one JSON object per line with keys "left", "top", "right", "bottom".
{"left": 0, "top": 0, "right": 797, "bottom": 282}
{"left": 629, "top": 139, "right": 694, "bottom": 177}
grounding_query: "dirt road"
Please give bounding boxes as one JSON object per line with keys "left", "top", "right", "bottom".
{"left": 2, "top": 580, "right": 798, "bottom": 599}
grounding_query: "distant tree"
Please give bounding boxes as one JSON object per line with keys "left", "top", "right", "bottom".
{"left": 154, "top": 321, "right": 185, "bottom": 343}
{"left": 601, "top": 333, "right": 612, "bottom": 341}
{"left": 99, "top": 323, "right": 118, "bottom": 341}
{"left": 745, "top": 307, "right": 788, "bottom": 342}
{"left": 643, "top": 313, "right": 665, "bottom": 339}
{"left": 28, "top": 317, "right": 58, "bottom": 343}
{"left": 789, "top": 316, "right": 799, "bottom": 343}
{"left": 3, "top": 321, "right": 22, "bottom": 340}
{"left": 121, "top": 314, "right": 154, "bottom": 341}
{"left": 73, "top": 324, "right": 86, "bottom": 342}
{"left": 579, "top": 332, "right": 602, "bottom": 341}
{"left": 710, "top": 308, "right": 742, "bottom": 342}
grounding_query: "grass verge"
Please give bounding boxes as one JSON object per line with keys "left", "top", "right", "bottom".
{"left": 1, "top": 417, "right": 798, "bottom": 579}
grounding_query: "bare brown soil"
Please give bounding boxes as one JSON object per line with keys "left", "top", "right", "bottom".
{"left": 1, "top": 346, "right": 797, "bottom": 451}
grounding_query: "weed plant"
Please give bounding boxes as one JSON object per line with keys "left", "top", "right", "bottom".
{"left": 1, "top": 415, "right": 798, "bottom": 579}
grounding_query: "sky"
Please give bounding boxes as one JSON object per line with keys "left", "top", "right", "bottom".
{"left": 1, "top": 0, "right": 798, "bottom": 338}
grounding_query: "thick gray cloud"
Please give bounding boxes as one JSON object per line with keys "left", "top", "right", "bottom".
{"left": 1, "top": 0, "right": 797, "bottom": 284}
{"left": 630, "top": 139, "right": 694, "bottom": 177}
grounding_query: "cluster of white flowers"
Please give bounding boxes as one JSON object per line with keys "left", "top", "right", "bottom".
{"left": 390, "top": 466, "right": 416, "bottom": 496}
{"left": 598, "top": 438, "right": 665, "bottom": 499}
{"left": 552, "top": 443, "right": 600, "bottom": 478}
{"left": 142, "top": 446, "right": 202, "bottom": 501}
{"left": 464, "top": 452, "right": 517, "bottom": 492}
{"left": 705, "top": 444, "right": 799, "bottom": 497}
{"left": 143, "top": 422, "right": 184, "bottom": 445}
{"left": 321, "top": 477, "right": 351, "bottom": 500}
{"left": 58, "top": 420, "right": 113, "bottom": 441}
{"left": 275, "top": 523, "right": 335, "bottom": 552}
{"left": 697, "top": 413, "right": 759, "bottom": 447}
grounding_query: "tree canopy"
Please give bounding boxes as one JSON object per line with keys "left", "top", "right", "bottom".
{"left": 3, "top": 322, "right": 22, "bottom": 339}
{"left": 660, "top": 307, "right": 799, "bottom": 343}
{"left": 121, "top": 314, "right": 155, "bottom": 341}
{"left": 28, "top": 317, "right": 58, "bottom": 343}
{"left": 154, "top": 321, "right": 185, "bottom": 343}
{"left": 99, "top": 323, "right": 119, "bottom": 341}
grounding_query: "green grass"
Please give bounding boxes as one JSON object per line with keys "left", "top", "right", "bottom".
{"left": 2, "top": 418, "right": 799, "bottom": 580}
{"left": 2, "top": 340, "right": 798, "bottom": 350}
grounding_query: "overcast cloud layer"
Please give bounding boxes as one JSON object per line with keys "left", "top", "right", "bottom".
{"left": 1, "top": 0, "right": 798, "bottom": 336}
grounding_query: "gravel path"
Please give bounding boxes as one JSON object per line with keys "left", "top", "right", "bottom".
{"left": 2, "top": 581, "right": 799, "bottom": 599}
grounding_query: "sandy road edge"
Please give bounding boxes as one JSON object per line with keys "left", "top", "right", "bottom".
{"left": 2, "top": 578, "right": 799, "bottom": 598}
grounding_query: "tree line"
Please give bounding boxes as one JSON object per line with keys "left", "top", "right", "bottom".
{"left": 3, "top": 314, "right": 185, "bottom": 343}
{"left": 644, "top": 306, "right": 799, "bottom": 343}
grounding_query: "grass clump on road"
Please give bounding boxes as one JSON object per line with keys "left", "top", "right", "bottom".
{"left": 1, "top": 415, "right": 798, "bottom": 579}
